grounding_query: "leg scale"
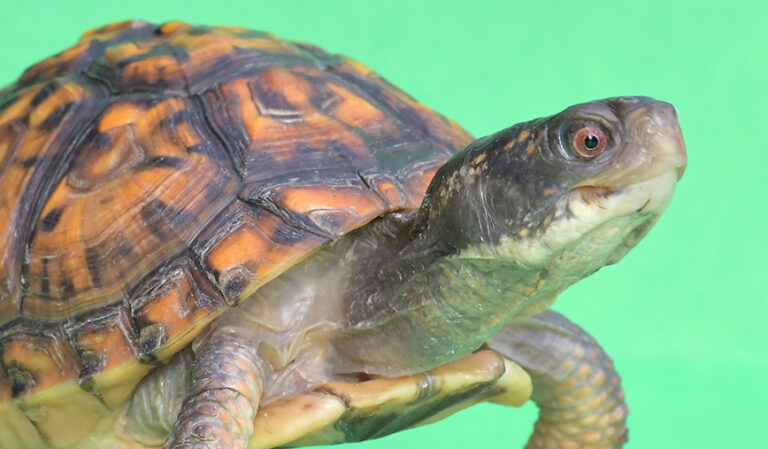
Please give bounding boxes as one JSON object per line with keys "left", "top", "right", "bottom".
{"left": 164, "top": 332, "right": 265, "bottom": 449}
{"left": 489, "top": 310, "right": 629, "bottom": 449}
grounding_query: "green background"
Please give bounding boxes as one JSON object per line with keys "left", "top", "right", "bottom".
{"left": 1, "top": 1, "right": 765, "bottom": 448}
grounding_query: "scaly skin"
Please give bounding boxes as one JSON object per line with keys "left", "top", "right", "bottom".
{"left": 164, "top": 332, "right": 265, "bottom": 449}
{"left": 489, "top": 311, "right": 627, "bottom": 449}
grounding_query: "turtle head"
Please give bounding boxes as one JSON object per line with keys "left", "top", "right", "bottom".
{"left": 421, "top": 96, "right": 686, "bottom": 291}
{"left": 337, "top": 99, "right": 686, "bottom": 372}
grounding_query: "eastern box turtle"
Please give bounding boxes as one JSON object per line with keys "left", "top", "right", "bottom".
{"left": 0, "top": 20, "right": 686, "bottom": 449}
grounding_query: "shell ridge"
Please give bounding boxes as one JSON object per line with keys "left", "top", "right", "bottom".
{"left": 15, "top": 92, "right": 108, "bottom": 322}
{"left": 235, "top": 194, "right": 336, "bottom": 240}
{"left": 294, "top": 44, "right": 442, "bottom": 153}
{"left": 189, "top": 93, "right": 246, "bottom": 179}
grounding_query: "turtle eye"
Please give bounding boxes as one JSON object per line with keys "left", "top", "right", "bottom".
{"left": 572, "top": 126, "right": 608, "bottom": 159}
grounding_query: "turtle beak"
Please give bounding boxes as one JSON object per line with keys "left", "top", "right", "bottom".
{"left": 615, "top": 97, "right": 687, "bottom": 185}
{"left": 579, "top": 97, "right": 688, "bottom": 189}
{"left": 635, "top": 100, "right": 687, "bottom": 181}
{"left": 677, "top": 165, "right": 686, "bottom": 181}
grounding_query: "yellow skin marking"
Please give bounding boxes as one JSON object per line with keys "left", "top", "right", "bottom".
{"left": 471, "top": 152, "right": 487, "bottom": 164}
{"left": 526, "top": 140, "right": 537, "bottom": 155}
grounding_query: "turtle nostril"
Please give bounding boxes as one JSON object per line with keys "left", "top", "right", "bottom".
{"left": 670, "top": 105, "right": 679, "bottom": 121}
{"left": 652, "top": 104, "right": 679, "bottom": 130}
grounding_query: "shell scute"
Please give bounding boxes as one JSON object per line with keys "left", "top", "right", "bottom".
{"left": 66, "top": 304, "right": 139, "bottom": 381}
{"left": 79, "top": 20, "right": 151, "bottom": 43}
{"left": 22, "top": 93, "right": 239, "bottom": 322}
{"left": 66, "top": 125, "right": 144, "bottom": 190}
{"left": 327, "top": 55, "right": 473, "bottom": 154}
{"left": 130, "top": 254, "right": 229, "bottom": 363}
{"left": 0, "top": 22, "right": 475, "bottom": 426}
{"left": 1, "top": 81, "right": 101, "bottom": 325}
{"left": 0, "top": 364, "right": 46, "bottom": 448}
{"left": 0, "top": 322, "right": 80, "bottom": 397}
{"left": 17, "top": 42, "right": 92, "bottom": 88}
{"left": 193, "top": 201, "right": 327, "bottom": 305}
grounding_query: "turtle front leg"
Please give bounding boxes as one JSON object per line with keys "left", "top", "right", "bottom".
{"left": 487, "top": 310, "right": 628, "bottom": 449}
{"left": 164, "top": 330, "right": 266, "bottom": 449}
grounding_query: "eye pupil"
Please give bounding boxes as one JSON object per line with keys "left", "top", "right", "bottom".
{"left": 583, "top": 134, "right": 600, "bottom": 150}
{"left": 570, "top": 126, "right": 608, "bottom": 159}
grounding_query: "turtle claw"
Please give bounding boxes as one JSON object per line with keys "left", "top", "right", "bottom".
{"left": 251, "top": 350, "right": 532, "bottom": 448}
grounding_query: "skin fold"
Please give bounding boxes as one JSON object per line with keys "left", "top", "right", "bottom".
{"left": 120, "top": 96, "right": 685, "bottom": 449}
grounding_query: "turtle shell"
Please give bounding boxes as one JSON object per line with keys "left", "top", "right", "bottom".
{"left": 0, "top": 20, "right": 472, "bottom": 447}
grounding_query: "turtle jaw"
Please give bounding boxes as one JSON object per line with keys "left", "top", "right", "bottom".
{"left": 565, "top": 98, "right": 688, "bottom": 261}
{"left": 566, "top": 168, "right": 680, "bottom": 264}
{"left": 500, "top": 169, "right": 680, "bottom": 269}
{"left": 488, "top": 98, "right": 687, "bottom": 271}
{"left": 536, "top": 98, "right": 687, "bottom": 268}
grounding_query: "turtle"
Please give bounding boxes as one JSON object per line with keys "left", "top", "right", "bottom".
{"left": 0, "top": 19, "right": 687, "bottom": 449}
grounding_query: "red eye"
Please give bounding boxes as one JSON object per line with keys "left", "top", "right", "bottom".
{"left": 572, "top": 127, "right": 607, "bottom": 159}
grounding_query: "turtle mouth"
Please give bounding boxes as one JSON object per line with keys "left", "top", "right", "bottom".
{"left": 568, "top": 168, "right": 681, "bottom": 218}
{"left": 575, "top": 164, "right": 685, "bottom": 199}
{"left": 488, "top": 169, "right": 681, "bottom": 270}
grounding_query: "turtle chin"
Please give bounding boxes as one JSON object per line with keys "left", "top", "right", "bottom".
{"left": 566, "top": 168, "right": 680, "bottom": 267}
{"left": 560, "top": 98, "right": 687, "bottom": 267}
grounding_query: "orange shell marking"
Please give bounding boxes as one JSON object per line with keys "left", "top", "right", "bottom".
{"left": 0, "top": 21, "right": 474, "bottom": 437}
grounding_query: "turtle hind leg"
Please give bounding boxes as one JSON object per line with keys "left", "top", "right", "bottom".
{"left": 488, "top": 310, "right": 628, "bottom": 449}
{"left": 164, "top": 331, "right": 266, "bottom": 449}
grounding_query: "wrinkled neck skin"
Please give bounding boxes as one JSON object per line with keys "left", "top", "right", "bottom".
{"left": 334, "top": 124, "right": 663, "bottom": 377}
{"left": 334, "top": 126, "right": 556, "bottom": 376}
